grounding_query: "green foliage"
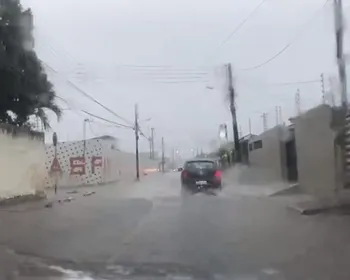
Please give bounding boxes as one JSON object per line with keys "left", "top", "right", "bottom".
{"left": 0, "top": 0, "right": 61, "bottom": 130}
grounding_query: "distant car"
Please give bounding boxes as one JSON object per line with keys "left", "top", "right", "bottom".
{"left": 180, "top": 159, "right": 222, "bottom": 195}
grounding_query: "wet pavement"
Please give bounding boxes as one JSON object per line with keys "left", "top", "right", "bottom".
{"left": 1, "top": 171, "right": 350, "bottom": 279}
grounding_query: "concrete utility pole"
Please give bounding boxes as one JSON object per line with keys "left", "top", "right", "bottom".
{"left": 134, "top": 104, "right": 140, "bottom": 180}
{"left": 275, "top": 106, "right": 279, "bottom": 125}
{"left": 275, "top": 106, "right": 282, "bottom": 125}
{"left": 149, "top": 136, "right": 152, "bottom": 159}
{"left": 151, "top": 127, "right": 155, "bottom": 159}
{"left": 321, "top": 73, "right": 326, "bottom": 104}
{"left": 334, "top": 0, "right": 348, "bottom": 108}
{"left": 83, "top": 118, "right": 89, "bottom": 157}
{"left": 161, "top": 137, "right": 165, "bottom": 173}
{"left": 295, "top": 89, "right": 301, "bottom": 115}
{"left": 261, "top": 113, "right": 268, "bottom": 132}
{"left": 249, "top": 118, "right": 252, "bottom": 135}
{"left": 278, "top": 106, "right": 283, "bottom": 125}
{"left": 227, "top": 63, "right": 241, "bottom": 162}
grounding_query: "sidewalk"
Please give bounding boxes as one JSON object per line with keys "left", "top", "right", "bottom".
{"left": 221, "top": 165, "right": 324, "bottom": 215}
{"left": 0, "top": 176, "right": 140, "bottom": 213}
{"left": 277, "top": 190, "right": 350, "bottom": 215}
{"left": 222, "top": 165, "right": 294, "bottom": 197}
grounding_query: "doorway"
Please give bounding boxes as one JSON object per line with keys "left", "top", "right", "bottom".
{"left": 285, "top": 139, "right": 298, "bottom": 182}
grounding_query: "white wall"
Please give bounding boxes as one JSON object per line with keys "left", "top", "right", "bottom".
{"left": 45, "top": 138, "right": 159, "bottom": 188}
{"left": 0, "top": 128, "right": 46, "bottom": 199}
{"left": 248, "top": 126, "right": 290, "bottom": 183}
{"left": 294, "top": 105, "right": 342, "bottom": 197}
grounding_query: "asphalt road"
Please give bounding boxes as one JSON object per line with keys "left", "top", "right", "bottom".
{"left": 1, "top": 171, "right": 350, "bottom": 279}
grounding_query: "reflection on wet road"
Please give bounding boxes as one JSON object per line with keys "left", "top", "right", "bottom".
{"left": 1, "top": 171, "right": 350, "bottom": 279}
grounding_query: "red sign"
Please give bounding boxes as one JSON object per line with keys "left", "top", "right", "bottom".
{"left": 70, "top": 157, "right": 85, "bottom": 175}
{"left": 91, "top": 156, "right": 103, "bottom": 174}
{"left": 50, "top": 157, "right": 62, "bottom": 172}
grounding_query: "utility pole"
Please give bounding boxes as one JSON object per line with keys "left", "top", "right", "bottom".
{"left": 261, "top": 113, "right": 268, "bottom": 132}
{"left": 83, "top": 118, "right": 89, "bottom": 157}
{"left": 249, "top": 118, "right": 252, "bottom": 135}
{"left": 161, "top": 137, "right": 165, "bottom": 173}
{"left": 334, "top": 0, "right": 348, "bottom": 109}
{"left": 151, "top": 127, "right": 155, "bottom": 159}
{"left": 149, "top": 137, "right": 152, "bottom": 159}
{"left": 134, "top": 104, "right": 140, "bottom": 180}
{"left": 295, "top": 89, "right": 301, "bottom": 115}
{"left": 275, "top": 106, "right": 282, "bottom": 125}
{"left": 227, "top": 63, "right": 241, "bottom": 162}
{"left": 321, "top": 73, "right": 326, "bottom": 104}
{"left": 278, "top": 106, "right": 283, "bottom": 125}
{"left": 275, "top": 106, "right": 279, "bottom": 125}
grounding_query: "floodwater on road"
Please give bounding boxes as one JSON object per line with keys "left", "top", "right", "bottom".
{"left": 1, "top": 171, "right": 350, "bottom": 279}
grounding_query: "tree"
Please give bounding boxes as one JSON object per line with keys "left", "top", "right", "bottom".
{"left": 0, "top": 0, "right": 61, "bottom": 130}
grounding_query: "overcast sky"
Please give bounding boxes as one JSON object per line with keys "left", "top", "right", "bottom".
{"left": 20, "top": 0, "right": 349, "bottom": 156}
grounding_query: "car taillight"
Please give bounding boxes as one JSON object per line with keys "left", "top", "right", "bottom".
{"left": 181, "top": 170, "right": 188, "bottom": 178}
{"left": 214, "top": 170, "right": 222, "bottom": 179}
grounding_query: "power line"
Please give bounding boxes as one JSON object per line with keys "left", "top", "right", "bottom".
{"left": 37, "top": 30, "right": 211, "bottom": 82}
{"left": 56, "top": 95, "right": 134, "bottom": 130}
{"left": 80, "top": 110, "right": 133, "bottom": 129}
{"left": 44, "top": 63, "right": 134, "bottom": 126}
{"left": 267, "top": 79, "right": 320, "bottom": 87}
{"left": 211, "top": 0, "right": 268, "bottom": 56}
{"left": 37, "top": 28, "right": 214, "bottom": 85}
{"left": 240, "top": 0, "right": 330, "bottom": 71}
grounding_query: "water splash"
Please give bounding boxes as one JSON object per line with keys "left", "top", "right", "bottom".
{"left": 49, "top": 265, "right": 98, "bottom": 280}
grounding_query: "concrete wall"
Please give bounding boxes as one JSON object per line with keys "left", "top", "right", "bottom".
{"left": 45, "top": 138, "right": 158, "bottom": 188}
{"left": 294, "top": 104, "right": 342, "bottom": 197}
{"left": 0, "top": 125, "right": 46, "bottom": 199}
{"left": 248, "top": 125, "right": 291, "bottom": 183}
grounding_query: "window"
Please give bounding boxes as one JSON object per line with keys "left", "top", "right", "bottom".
{"left": 249, "top": 143, "right": 253, "bottom": 151}
{"left": 253, "top": 140, "right": 263, "bottom": 150}
{"left": 185, "top": 161, "right": 215, "bottom": 170}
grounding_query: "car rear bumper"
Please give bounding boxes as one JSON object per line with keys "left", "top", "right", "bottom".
{"left": 182, "top": 182, "right": 221, "bottom": 192}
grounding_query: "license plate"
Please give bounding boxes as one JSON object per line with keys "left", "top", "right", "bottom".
{"left": 196, "top": 180, "right": 207, "bottom": 185}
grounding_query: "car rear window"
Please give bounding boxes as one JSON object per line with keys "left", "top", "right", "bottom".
{"left": 185, "top": 161, "right": 215, "bottom": 170}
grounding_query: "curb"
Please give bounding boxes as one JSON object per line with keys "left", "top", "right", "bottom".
{"left": 268, "top": 183, "right": 299, "bottom": 197}
{"left": 0, "top": 191, "right": 47, "bottom": 207}
{"left": 287, "top": 204, "right": 330, "bottom": 215}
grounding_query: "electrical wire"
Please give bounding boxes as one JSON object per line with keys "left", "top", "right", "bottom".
{"left": 45, "top": 63, "right": 151, "bottom": 139}
{"left": 55, "top": 95, "right": 133, "bottom": 128}
{"left": 266, "top": 79, "right": 321, "bottom": 87}
{"left": 211, "top": 0, "right": 268, "bottom": 57}
{"left": 239, "top": 0, "right": 330, "bottom": 71}
{"left": 80, "top": 110, "right": 134, "bottom": 129}
{"left": 36, "top": 30, "right": 211, "bottom": 83}
{"left": 44, "top": 62, "right": 134, "bottom": 126}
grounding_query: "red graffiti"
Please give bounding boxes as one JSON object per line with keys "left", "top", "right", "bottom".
{"left": 50, "top": 157, "right": 62, "bottom": 173}
{"left": 91, "top": 156, "right": 103, "bottom": 174}
{"left": 70, "top": 157, "right": 85, "bottom": 175}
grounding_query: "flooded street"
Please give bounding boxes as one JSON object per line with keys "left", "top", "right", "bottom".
{"left": 1, "top": 172, "right": 350, "bottom": 279}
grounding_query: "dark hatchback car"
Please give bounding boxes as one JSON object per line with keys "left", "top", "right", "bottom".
{"left": 181, "top": 159, "right": 222, "bottom": 194}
